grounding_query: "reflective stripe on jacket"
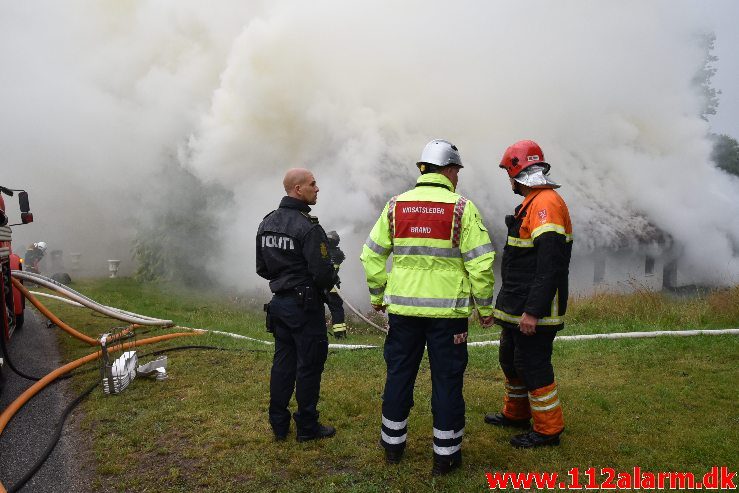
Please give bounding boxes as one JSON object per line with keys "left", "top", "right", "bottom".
{"left": 494, "top": 188, "right": 572, "bottom": 330}
{"left": 360, "top": 173, "right": 495, "bottom": 318}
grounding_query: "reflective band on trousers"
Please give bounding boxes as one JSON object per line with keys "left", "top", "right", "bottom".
{"left": 494, "top": 309, "right": 563, "bottom": 326}
{"left": 381, "top": 431, "right": 407, "bottom": 444}
{"left": 433, "top": 427, "right": 464, "bottom": 440}
{"left": 386, "top": 295, "right": 471, "bottom": 309}
{"left": 529, "top": 389, "right": 558, "bottom": 402}
{"left": 462, "top": 243, "right": 494, "bottom": 262}
{"left": 382, "top": 416, "right": 407, "bottom": 430}
{"left": 531, "top": 400, "right": 560, "bottom": 412}
{"left": 365, "top": 237, "right": 390, "bottom": 255}
{"left": 433, "top": 444, "right": 461, "bottom": 455}
{"left": 393, "top": 245, "right": 461, "bottom": 258}
{"left": 506, "top": 382, "right": 528, "bottom": 398}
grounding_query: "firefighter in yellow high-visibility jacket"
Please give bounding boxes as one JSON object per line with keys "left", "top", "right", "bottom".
{"left": 360, "top": 139, "right": 495, "bottom": 476}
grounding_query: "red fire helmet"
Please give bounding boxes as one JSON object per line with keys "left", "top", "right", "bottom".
{"left": 499, "top": 140, "right": 550, "bottom": 178}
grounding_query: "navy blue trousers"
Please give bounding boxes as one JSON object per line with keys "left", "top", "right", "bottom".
{"left": 268, "top": 294, "right": 328, "bottom": 436}
{"left": 381, "top": 314, "right": 468, "bottom": 457}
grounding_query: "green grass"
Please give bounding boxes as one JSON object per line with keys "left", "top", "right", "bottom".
{"left": 26, "top": 280, "right": 739, "bottom": 492}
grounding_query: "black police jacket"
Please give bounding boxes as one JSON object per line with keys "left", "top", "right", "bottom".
{"left": 256, "top": 196, "right": 337, "bottom": 294}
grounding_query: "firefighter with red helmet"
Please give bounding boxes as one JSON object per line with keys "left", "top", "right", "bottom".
{"left": 484, "top": 140, "right": 572, "bottom": 448}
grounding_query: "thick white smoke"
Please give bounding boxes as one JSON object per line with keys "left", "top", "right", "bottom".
{"left": 2, "top": 1, "right": 737, "bottom": 296}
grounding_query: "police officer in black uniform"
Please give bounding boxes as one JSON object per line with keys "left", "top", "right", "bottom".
{"left": 257, "top": 168, "right": 338, "bottom": 442}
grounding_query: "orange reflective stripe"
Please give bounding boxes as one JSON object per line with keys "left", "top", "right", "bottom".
{"left": 529, "top": 382, "right": 564, "bottom": 435}
{"left": 503, "top": 378, "right": 531, "bottom": 420}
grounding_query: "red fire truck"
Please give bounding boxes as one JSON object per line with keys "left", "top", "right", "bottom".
{"left": 0, "top": 185, "right": 33, "bottom": 390}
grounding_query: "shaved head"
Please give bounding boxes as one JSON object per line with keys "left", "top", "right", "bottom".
{"left": 283, "top": 168, "right": 312, "bottom": 193}
{"left": 283, "top": 168, "right": 320, "bottom": 205}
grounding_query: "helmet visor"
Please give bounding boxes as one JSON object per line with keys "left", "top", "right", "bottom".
{"left": 513, "top": 165, "right": 560, "bottom": 189}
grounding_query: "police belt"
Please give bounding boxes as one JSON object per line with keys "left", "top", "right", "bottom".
{"left": 273, "top": 284, "right": 323, "bottom": 306}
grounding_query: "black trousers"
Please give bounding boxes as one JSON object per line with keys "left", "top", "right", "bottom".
{"left": 381, "top": 314, "right": 468, "bottom": 457}
{"left": 268, "top": 294, "right": 328, "bottom": 435}
{"left": 498, "top": 322, "right": 556, "bottom": 391}
{"left": 325, "top": 290, "right": 345, "bottom": 325}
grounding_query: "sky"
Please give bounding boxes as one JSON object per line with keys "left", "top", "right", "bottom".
{"left": 706, "top": 1, "right": 739, "bottom": 138}
{"left": 1, "top": 1, "right": 738, "bottom": 299}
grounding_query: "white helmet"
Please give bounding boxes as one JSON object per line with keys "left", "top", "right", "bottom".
{"left": 35, "top": 241, "right": 47, "bottom": 252}
{"left": 416, "top": 139, "right": 464, "bottom": 170}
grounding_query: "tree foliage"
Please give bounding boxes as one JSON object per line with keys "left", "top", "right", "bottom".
{"left": 132, "top": 158, "right": 233, "bottom": 286}
{"left": 693, "top": 32, "right": 721, "bottom": 121}
{"left": 711, "top": 133, "right": 739, "bottom": 177}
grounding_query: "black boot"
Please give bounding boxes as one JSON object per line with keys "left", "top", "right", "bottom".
{"left": 432, "top": 452, "right": 462, "bottom": 476}
{"left": 484, "top": 412, "right": 530, "bottom": 429}
{"left": 379, "top": 440, "right": 404, "bottom": 464}
{"left": 271, "top": 421, "right": 289, "bottom": 442}
{"left": 510, "top": 430, "right": 560, "bottom": 448}
{"left": 297, "top": 423, "right": 336, "bottom": 442}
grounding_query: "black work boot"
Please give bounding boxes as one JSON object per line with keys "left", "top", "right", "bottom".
{"left": 431, "top": 452, "right": 462, "bottom": 476}
{"left": 379, "top": 440, "right": 404, "bottom": 464}
{"left": 385, "top": 448, "right": 403, "bottom": 464}
{"left": 271, "top": 421, "right": 289, "bottom": 442}
{"left": 296, "top": 424, "right": 336, "bottom": 443}
{"left": 510, "top": 430, "right": 561, "bottom": 448}
{"left": 484, "top": 412, "right": 530, "bottom": 429}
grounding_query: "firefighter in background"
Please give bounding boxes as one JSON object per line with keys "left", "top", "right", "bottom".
{"left": 324, "top": 230, "right": 347, "bottom": 338}
{"left": 256, "top": 168, "right": 338, "bottom": 442}
{"left": 24, "top": 241, "right": 47, "bottom": 274}
{"left": 484, "top": 140, "right": 572, "bottom": 448}
{"left": 360, "top": 139, "right": 495, "bottom": 475}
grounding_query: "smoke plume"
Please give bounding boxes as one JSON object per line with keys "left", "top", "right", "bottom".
{"left": 2, "top": 1, "right": 737, "bottom": 299}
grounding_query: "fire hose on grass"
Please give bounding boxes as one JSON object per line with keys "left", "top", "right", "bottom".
{"left": 12, "top": 270, "right": 174, "bottom": 326}
{"left": 334, "top": 287, "right": 388, "bottom": 334}
{"left": 0, "top": 331, "right": 202, "bottom": 493}
{"left": 2, "top": 273, "right": 203, "bottom": 493}
{"left": 16, "top": 269, "right": 387, "bottom": 346}
{"left": 12, "top": 277, "right": 101, "bottom": 346}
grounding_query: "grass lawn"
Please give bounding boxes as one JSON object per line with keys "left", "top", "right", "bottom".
{"left": 25, "top": 280, "right": 739, "bottom": 491}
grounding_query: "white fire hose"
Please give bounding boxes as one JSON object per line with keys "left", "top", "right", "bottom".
{"left": 14, "top": 269, "right": 736, "bottom": 349}
{"left": 334, "top": 287, "right": 388, "bottom": 334}
{"left": 11, "top": 270, "right": 173, "bottom": 326}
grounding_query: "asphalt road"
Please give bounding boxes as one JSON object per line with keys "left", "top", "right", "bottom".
{"left": 0, "top": 310, "right": 90, "bottom": 493}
